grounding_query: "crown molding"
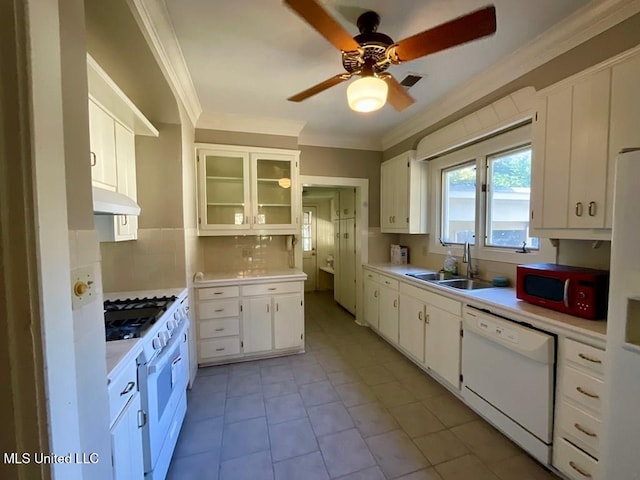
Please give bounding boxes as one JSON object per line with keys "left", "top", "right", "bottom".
{"left": 197, "top": 111, "right": 306, "bottom": 138}
{"left": 298, "top": 131, "right": 383, "bottom": 151}
{"left": 382, "top": 0, "right": 640, "bottom": 151}
{"left": 126, "top": 0, "right": 202, "bottom": 127}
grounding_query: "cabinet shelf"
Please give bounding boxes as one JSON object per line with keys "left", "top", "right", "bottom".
{"left": 207, "top": 202, "right": 245, "bottom": 206}
{"left": 257, "top": 178, "right": 289, "bottom": 183}
{"left": 206, "top": 176, "right": 243, "bottom": 181}
{"left": 257, "top": 204, "right": 291, "bottom": 207}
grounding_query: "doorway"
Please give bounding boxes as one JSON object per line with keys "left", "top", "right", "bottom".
{"left": 297, "top": 176, "right": 369, "bottom": 325}
{"left": 302, "top": 205, "right": 317, "bottom": 291}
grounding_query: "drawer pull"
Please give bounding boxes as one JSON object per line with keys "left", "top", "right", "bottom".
{"left": 569, "top": 461, "right": 592, "bottom": 478}
{"left": 385, "top": 281, "right": 391, "bottom": 285}
{"left": 214, "top": 328, "right": 225, "bottom": 332}
{"left": 120, "top": 381, "right": 135, "bottom": 396}
{"left": 213, "top": 292, "right": 223, "bottom": 295}
{"left": 578, "top": 353, "right": 602, "bottom": 364}
{"left": 574, "top": 423, "right": 597, "bottom": 438}
{"left": 576, "top": 386, "right": 600, "bottom": 399}
{"left": 137, "top": 409, "right": 147, "bottom": 428}
{"left": 214, "top": 309, "right": 225, "bottom": 312}
{"left": 268, "top": 287, "right": 277, "bottom": 291}
{"left": 215, "top": 347, "right": 225, "bottom": 352}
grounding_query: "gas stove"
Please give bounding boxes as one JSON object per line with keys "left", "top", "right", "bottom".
{"left": 104, "top": 296, "right": 177, "bottom": 341}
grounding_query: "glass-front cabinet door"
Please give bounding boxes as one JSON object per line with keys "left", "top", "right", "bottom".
{"left": 198, "top": 148, "right": 250, "bottom": 232}
{"left": 250, "top": 153, "right": 298, "bottom": 229}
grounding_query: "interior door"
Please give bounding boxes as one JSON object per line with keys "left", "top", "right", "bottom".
{"left": 302, "top": 206, "right": 317, "bottom": 292}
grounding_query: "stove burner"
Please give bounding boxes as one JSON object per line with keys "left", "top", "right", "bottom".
{"left": 104, "top": 295, "right": 176, "bottom": 341}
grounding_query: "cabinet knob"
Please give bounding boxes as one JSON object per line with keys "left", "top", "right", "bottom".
{"left": 120, "top": 215, "right": 128, "bottom": 226}
{"left": 588, "top": 201, "right": 597, "bottom": 217}
{"left": 90, "top": 151, "right": 97, "bottom": 167}
{"left": 393, "top": 299, "right": 398, "bottom": 308}
{"left": 575, "top": 202, "right": 583, "bottom": 217}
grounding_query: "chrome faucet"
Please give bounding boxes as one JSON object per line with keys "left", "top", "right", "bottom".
{"left": 462, "top": 241, "right": 476, "bottom": 279}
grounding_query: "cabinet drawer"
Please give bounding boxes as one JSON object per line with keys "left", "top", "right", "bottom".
{"left": 565, "top": 339, "right": 605, "bottom": 377}
{"left": 200, "top": 317, "right": 240, "bottom": 339}
{"left": 198, "top": 286, "right": 239, "bottom": 300}
{"left": 558, "top": 401, "right": 602, "bottom": 459}
{"left": 364, "top": 270, "right": 379, "bottom": 282}
{"left": 107, "top": 361, "right": 138, "bottom": 426}
{"left": 379, "top": 275, "right": 399, "bottom": 290}
{"left": 555, "top": 437, "right": 599, "bottom": 480}
{"left": 242, "top": 282, "right": 301, "bottom": 296}
{"left": 564, "top": 366, "right": 604, "bottom": 416}
{"left": 200, "top": 337, "right": 241, "bottom": 359}
{"left": 198, "top": 299, "right": 239, "bottom": 319}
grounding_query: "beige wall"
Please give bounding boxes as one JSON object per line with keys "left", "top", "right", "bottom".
{"left": 299, "top": 145, "right": 383, "bottom": 228}
{"left": 101, "top": 123, "right": 189, "bottom": 292}
{"left": 384, "top": 13, "right": 640, "bottom": 159}
{"left": 195, "top": 129, "right": 298, "bottom": 150}
{"left": 84, "top": 0, "right": 179, "bottom": 124}
{"left": 137, "top": 123, "right": 184, "bottom": 229}
{"left": 60, "top": 0, "right": 93, "bottom": 230}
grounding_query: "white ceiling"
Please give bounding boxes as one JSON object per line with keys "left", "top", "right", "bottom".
{"left": 165, "top": 0, "right": 592, "bottom": 147}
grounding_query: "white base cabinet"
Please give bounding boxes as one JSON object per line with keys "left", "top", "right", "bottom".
{"left": 363, "top": 270, "right": 380, "bottom": 330}
{"left": 108, "top": 354, "right": 144, "bottom": 480}
{"left": 110, "top": 392, "right": 144, "bottom": 480}
{"left": 553, "top": 338, "right": 606, "bottom": 480}
{"left": 196, "top": 279, "right": 304, "bottom": 365}
{"left": 363, "top": 266, "right": 462, "bottom": 391}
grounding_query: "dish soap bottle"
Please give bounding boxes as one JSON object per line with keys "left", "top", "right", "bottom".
{"left": 443, "top": 250, "right": 458, "bottom": 275}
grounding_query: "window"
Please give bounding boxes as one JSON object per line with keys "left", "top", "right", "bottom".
{"left": 442, "top": 162, "right": 476, "bottom": 245}
{"left": 302, "top": 210, "right": 313, "bottom": 252}
{"left": 486, "top": 146, "right": 539, "bottom": 249}
{"left": 431, "top": 124, "right": 551, "bottom": 264}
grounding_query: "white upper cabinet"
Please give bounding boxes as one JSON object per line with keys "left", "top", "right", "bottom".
{"left": 531, "top": 46, "right": 640, "bottom": 240}
{"left": 196, "top": 144, "right": 299, "bottom": 236}
{"left": 89, "top": 100, "right": 118, "bottom": 190}
{"left": 380, "top": 151, "right": 428, "bottom": 234}
{"left": 87, "top": 54, "right": 157, "bottom": 242}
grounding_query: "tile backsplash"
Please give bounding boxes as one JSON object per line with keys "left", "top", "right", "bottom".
{"left": 100, "top": 228, "right": 186, "bottom": 292}
{"left": 201, "top": 235, "right": 292, "bottom": 272}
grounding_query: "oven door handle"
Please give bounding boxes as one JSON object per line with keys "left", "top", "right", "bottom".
{"left": 563, "top": 279, "right": 570, "bottom": 308}
{"left": 147, "top": 325, "right": 186, "bottom": 375}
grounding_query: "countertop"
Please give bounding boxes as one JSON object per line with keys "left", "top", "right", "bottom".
{"left": 193, "top": 269, "right": 307, "bottom": 287}
{"left": 105, "top": 287, "right": 189, "bottom": 378}
{"left": 365, "top": 263, "right": 607, "bottom": 344}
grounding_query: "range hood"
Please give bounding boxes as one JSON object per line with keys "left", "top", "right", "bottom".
{"left": 92, "top": 187, "right": 141, "bottom": 216}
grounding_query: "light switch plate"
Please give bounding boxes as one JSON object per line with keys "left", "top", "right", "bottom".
{"left": 71, "top": 265, "right": 95, "bottom": 310}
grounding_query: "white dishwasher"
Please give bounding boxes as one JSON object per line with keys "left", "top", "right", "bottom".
{"left": 462, "top": 305, "right": 555, "bottom": 465}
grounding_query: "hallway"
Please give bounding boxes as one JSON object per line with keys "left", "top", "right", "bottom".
{"left": 167, "top": 291, "right": 559, "bottom": 480}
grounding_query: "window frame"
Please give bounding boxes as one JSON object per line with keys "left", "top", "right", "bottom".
{"left": 429, "top": 124, "right": 555, "bottom": 264}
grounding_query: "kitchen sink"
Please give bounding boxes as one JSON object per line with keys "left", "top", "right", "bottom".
{"left": 435, "top": 278, "right": 494, "bottom": 290}
{"left": 405, "top": 272, "right": 439, "bottom": 281}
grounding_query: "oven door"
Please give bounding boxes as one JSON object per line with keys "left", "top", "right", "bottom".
{"left": 139, "top": 323, "right": 188, "bottom": 473}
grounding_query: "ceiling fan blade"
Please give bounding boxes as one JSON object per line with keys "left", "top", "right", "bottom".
{"left": 288, "top": 74, "right": 349, "bottom": 102}
{"left": 392, "top": 5, "right": 496, "bottom": 62}
{"left": 383, "top": 75, "right": 415, "bottom": 112}
{"left": 284, "top": 0, "right": 360, "bottom": 52}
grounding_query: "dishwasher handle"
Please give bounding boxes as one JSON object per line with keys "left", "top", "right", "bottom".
{"left": 463, "top": 307, "right": 555, "bottom": 364}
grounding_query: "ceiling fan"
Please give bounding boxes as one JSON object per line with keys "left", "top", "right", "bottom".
{"left": 284, "top": 0, "right": 497, "bottom": 113}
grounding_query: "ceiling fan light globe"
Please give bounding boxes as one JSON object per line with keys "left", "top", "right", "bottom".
{"left": 347, "top": 77, "right": 388, "bottom": 112}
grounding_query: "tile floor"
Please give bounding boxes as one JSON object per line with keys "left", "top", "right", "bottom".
{"left": 167, "top": 291, "right": 561, "bottom": 480}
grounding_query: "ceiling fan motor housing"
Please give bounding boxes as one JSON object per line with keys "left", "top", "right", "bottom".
{"left": 343, "top": 10, "right": 393, "bottom": 75}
